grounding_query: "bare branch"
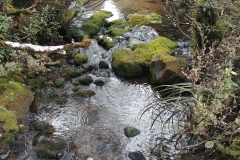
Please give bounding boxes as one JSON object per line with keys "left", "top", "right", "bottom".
{"left": 26, "top": 0, "right": 43, "bottom": 10}
{"left": 0, "top": 39, "right": 94, "bottom": 55}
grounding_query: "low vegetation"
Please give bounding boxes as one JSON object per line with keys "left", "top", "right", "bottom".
{"left": 143, "top": 0, "right": 240, "bottom": 159}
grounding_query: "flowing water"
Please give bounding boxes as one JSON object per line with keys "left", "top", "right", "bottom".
{"left": 19, "top": 0, "right": 190, "bottom": 159}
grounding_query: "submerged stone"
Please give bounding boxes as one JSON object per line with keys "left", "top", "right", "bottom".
{"left": 94, "top": 78, "right": 107, "bottom": 86}
{"left": 99, "top": 60, "right": 109, "bottom": 69}
{"left": 36, "top": 137, "right": 67, "bottom": 159}
{"left": 128, "top": 151, "right": 146, "bottom": 160}
{"left": 124, "top": 126, "right": 140, "bottom": 138}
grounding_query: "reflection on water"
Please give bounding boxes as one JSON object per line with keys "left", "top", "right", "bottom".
{"left": 110, "top": 0, "right": 164, "bottom": 15}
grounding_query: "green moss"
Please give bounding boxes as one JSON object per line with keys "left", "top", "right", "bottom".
{"left": 150, "top": 54, "right": 187, "bottom": 84}
{"left": 108, "top": 13, "right": 161, "bottom": 37}
{"left": 225, "top": 136, "right": 240, "bottom": 158}
{"left": 61, "top": 67, "right": 80, "bottom": 78}
{"left": 27, "top": 76, "right": 47, "bottom": 88}
{"left": 112, "top": 49, "right": 145, "bottom": 78}
{"left": 2, "top": 133, "right": 16, "bottom": 145}
{"left": 74, "top": 53, "right": 88, "bottom": 65}
{"left": 33, "top": 121, "right": 47, "bottom": 131}
{"left": 112, "top": 36, "right": 178, "bottom": 78}
{"left": 128, "top": 13, "right": 161, "bottom": 28}
{"left": 82, "top": 35, "right": 90, "bottom": 41}
{"left": 26, "top": 71, "right": 36, "bottom": 78}
{"left": 54, "top": 78, "right": 66, "bottom": 88}
{"left": 0, "top": 108, "right": 18, "bottom": 132}
{"left": 36, "top": 137, "right": 67, "bottom": 159}
{"left": 64, "top": 25, "right": 83, "bottom": 42}
{"left": 71, "top": 90, "right": 95, "bottom": 98}
{"left": 56, "top": 97, "right": 67, "bottom": 105}
{"left": 193, "top": 1, "right": 226, "bottom": 50}
{"left": 78, "top": 76, "right": 93, "bottom": 85}
{"left": 97, "top": 35, "right": 116, "bottom": 49}
{"left": 108, "top": 19, "right": 129, "bottom": 36}
{"left": 0, "top": 81, "right": 33, "bottom": 144}
{"left": 82, "top": 10, "right": 112, "bottom": 37}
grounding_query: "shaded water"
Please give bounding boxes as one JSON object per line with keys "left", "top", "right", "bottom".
{"left": 22, "top": 0, "right": 190, "bottom": 159}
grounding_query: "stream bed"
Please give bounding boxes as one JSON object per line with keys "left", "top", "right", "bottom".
{"left": 15, "top": 0, "right": 190, "bottom": 159}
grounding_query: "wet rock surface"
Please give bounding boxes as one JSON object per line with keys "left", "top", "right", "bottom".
{"left": 128, "top": 151, "right": 147, "bottom": 160}
{"left": 36, "top": 137, "right": 67, "bottom": 159}
{"left": 124, "top": 126, "right": 141, "bottom": 138}
{"left": 73, "top": 126, "right": 121, "bottom": 160}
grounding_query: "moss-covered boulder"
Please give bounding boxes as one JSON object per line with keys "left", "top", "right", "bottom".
{"left": 94, "top": 78, "right": 107, "bottom": 86}
{"left": 32, "top": 122, "right": 55, "bottom": 145}
{"left": 56, "top": 97, "right": 67, "bottom": 105}
{"left": 82, "top": 10, "right": 112, "bottom": 37}
{"left": 99, "top": 60, "right": 109, "bottom": 69}
{"left": 32, "top": 121, "right": 48, "bottom": 131}
{"left": 54, "top": 78, "right": 66, "bottom": 88}
{"left": 61, "top": 67, "right": 81, "bottom": 78}
{"left": 36, "top": 137, "right": 67, "bottom": 159}
{"left": 0, "top": 79, "right": 34, "bottom": 144}
{"left": 74, "top": 53, "right": 88, "bottom": 65}
{"left": 78, "top": 76, "right": 93, "bottom": 85}
{"left": 112, "top": 36, "right": 178, "bottom": 78}
{"left": 150, "top": 54, "right": 188, "bottom": 85}
{"left": 72, "top": 90, "right": 95, "bottom": 98}
{"left": 26, "top": 76, "right": 47, "bottom": 89}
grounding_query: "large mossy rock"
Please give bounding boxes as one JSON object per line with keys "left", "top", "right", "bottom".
{"left": 150, "top": 54, "right": 187, "bottom": 85}
{"left": 0, "top": 78, "right": 34, "bottom": 144}
{"left": 112, "top": 36, "right": 178, "bottom": 78}
{"left": 82, "top": 10, "right": 112, "bottom": 37}
{"left": 36, "top": 136, "right": 67, "bottom": 159}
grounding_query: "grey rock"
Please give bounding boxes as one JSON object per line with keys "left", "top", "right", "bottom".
{"left": 128, "top": 151, "right": 146, "bottom": 160}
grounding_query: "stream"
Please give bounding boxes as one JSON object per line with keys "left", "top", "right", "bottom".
{"left": 17, "top": 0, "right": 190, "bottom": 160}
